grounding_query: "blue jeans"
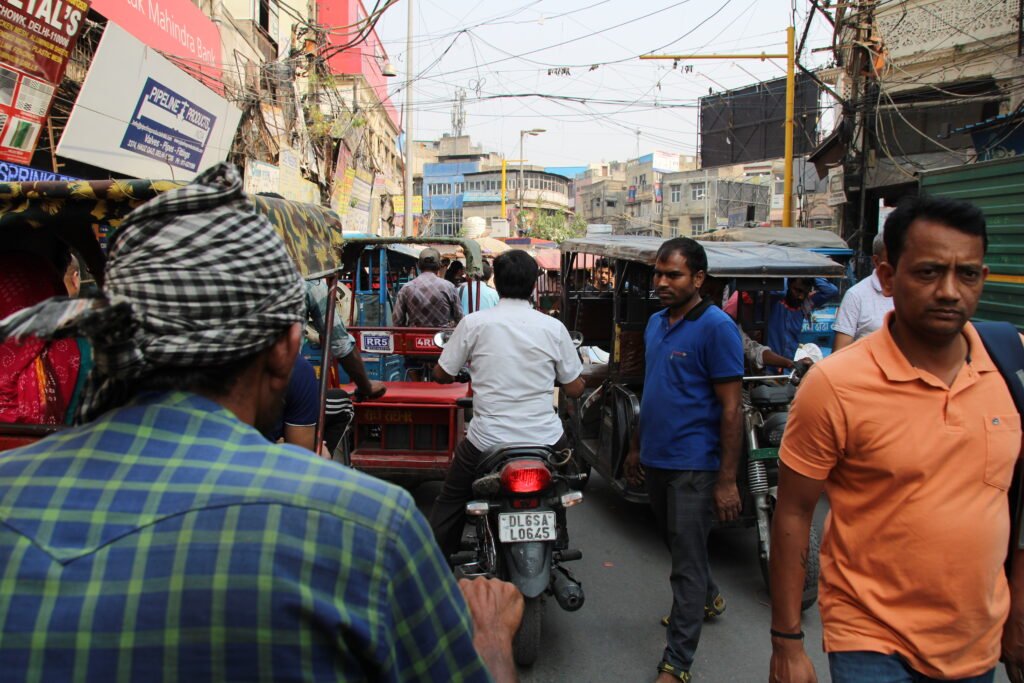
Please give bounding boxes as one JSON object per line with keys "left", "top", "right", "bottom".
{"left": 829, "top": 651, "right": 996, "bottom": 683}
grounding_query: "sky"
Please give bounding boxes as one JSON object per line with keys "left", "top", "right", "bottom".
{"left": 373, "top": 0, "right": 836, "bottom": 168}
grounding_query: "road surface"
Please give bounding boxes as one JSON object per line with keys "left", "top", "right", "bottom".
{"left": 414, "top": 473, "right": 1011, "bottom": 682}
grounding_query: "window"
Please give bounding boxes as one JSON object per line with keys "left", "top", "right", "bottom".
{"left": 670, "top": 184, "right": 681, "bottom": 203}
{"left": 774, "top": 174, "right": 785, "bottom": 195}
{"left": 606, "top": 199, "right": 616, "bottom": 208}
{"left": 690, "top": 182, "right": 706, "bottom": 201}
{"left": 433, "top": 209, "right": 463, "bottom": 236}
{"left": 690, "top": 216, "right": 706, "bottom": 235}
{"left": 669, "top": 218, "right": 679, "bottom": 237}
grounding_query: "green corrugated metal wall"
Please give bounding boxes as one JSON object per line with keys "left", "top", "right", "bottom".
{"left": 920, "top": 156, "right": 1024, "bottom": 329}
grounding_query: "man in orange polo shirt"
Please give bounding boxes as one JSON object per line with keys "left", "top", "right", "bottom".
{"left": 768, "top": 195, "right": 1024, "bottom": 683}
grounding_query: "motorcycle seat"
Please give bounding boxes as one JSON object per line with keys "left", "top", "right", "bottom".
{"left": 749, "top": 383, "right": 795, "bottom": 408}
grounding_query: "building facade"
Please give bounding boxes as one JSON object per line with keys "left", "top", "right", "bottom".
{"left": 417, "top": 135, "right": 569, "bottom": 236}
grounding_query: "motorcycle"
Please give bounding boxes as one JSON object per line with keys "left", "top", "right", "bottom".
{"left": 434, "top": 331, "right": 588, "bottom": 667}
{"left": 450, "top": 444, "right": 587, "bottom": 667}
{"left": 743, "top": 364, "right": 820, "bottom": 611}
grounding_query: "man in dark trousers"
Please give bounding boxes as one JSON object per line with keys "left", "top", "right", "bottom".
{"left": 624, "top": 237, "right": 744, "bottom": 683}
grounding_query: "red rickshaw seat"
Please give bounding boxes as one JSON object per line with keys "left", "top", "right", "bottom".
{"left": 342, "top": 381, "right": 470, "bottom": 405}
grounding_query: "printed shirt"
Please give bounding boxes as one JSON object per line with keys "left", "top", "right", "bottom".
{"left": 639, "top": 299, "right": 744, "bottom": 470}
{"left": 438, "top": 298, "right": 582, "bottom": 450}
{"left": 393, "top": 272, "right": 463, "bottom": 328}
{"left": 832, "top": 270, "right": 894, "bottom": 341}
{"left": 0, "top": 391, "right": 490, "bottom": 683}
{"left": 305, "top": 279, "right": 355, "bottom": 359}
{"left": 780, "top": 316, "right": 1021, "bottom": 678}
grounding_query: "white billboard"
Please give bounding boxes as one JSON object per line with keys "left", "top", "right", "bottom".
{"left": 57, "top": 23, "right": 241, "bottom": 180}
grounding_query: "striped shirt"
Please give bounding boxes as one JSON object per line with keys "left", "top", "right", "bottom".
{"left": 0, "top": 391, "right": 490, "bottom": 682}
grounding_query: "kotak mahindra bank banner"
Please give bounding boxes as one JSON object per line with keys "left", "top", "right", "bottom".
{"left": 0, "top": 0, "right": 89, "bottom": 164}
{"left": 89, "top": 0, "right": 222, "bottom": 92}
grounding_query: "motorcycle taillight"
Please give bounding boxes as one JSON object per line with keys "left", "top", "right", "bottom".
{"left": 500, "top": 460, "right": 552, "bottom": 494}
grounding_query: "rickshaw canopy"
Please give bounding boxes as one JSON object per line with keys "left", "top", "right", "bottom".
{"left": 342, "top": 236, "right": 484, "bottom": 278}
{"left": 0, "top": 179, "right": 345, "bottom": 282}
{"left": 560, "top": 236, "right": 845, "bottom": 278}
{"left": 700, "top": 227, "right": 850, "bottom": 251}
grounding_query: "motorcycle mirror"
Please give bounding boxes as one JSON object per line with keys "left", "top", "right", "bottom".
{"left": 569, "top": 330, "right": 584, "bottom": 349}
{"left": 434, "top": 330, "right": 453, "bottom": 348}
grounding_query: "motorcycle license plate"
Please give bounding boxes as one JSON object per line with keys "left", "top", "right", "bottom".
{"left": 498, "top": 511, "right": 556, "bottom": 543}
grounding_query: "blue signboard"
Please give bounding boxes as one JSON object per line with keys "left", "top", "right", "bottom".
{"left": 0, "top": 161, "right": 77, "bottom": 182}
{"left": 120, "top": 78, "right": 216, "bottom": 172}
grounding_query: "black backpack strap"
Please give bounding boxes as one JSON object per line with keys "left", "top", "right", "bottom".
{"left": 974, "top": 321, "right": 1024, "bottom": 556}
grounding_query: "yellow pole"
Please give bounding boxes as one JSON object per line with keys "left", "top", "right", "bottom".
{"left": 640, "top": 26, "right": 797, "bottom": 227}
{"left": 782, "top": 25, "right": 795, "bottom": 228}
{"left": 501, "top": 159, "right": 507, "bottom": 218}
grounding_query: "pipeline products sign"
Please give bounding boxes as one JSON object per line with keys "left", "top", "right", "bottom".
{"left": 0, "top": 0, "right": 89, "bottom": 164}
{"left": 121, "top": 78, "right": 215, "bottom": 172}
{"left": 58, "top": 23, "right": 241, "bottom": 180}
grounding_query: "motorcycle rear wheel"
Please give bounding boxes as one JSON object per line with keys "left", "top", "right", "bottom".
{"left": 759, "top": 523, "right": 821, "bottom": 612}
{"left": 512, "top": 596, "right": 543, "bottom": 667}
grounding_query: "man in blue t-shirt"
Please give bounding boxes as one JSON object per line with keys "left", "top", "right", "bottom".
{"left": 764, "top": 277, "right": 838, "bottom": 367}
{"left": 624, "top": 237, "right": 744, "bottom": 683}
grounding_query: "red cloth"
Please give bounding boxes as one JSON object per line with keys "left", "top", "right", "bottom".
{"left": 0, "top": 253, "right": 81, "bottom": 424}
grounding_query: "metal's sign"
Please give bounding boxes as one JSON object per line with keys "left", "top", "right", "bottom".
{"left": 0, "top": 0, "right": 88, "bottom": 164}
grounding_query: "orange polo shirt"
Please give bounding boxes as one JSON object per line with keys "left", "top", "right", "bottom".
{"left": 781, "top": 316, "right": 1021, "bottom": 678}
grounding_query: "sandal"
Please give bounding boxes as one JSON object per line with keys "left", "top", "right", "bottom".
{"left": 657, "top": 661, "right": 692, "bottom": 682}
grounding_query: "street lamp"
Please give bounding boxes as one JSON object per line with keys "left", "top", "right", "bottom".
{"left": 518, "top": 128, "right": 545, "bottom": 232}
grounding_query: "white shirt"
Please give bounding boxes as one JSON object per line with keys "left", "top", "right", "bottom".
{"left": 832, "top": 271, "right": 894, "bottom": 341}
{"left": 438, "top": 298, "right": 583, "bottom": 450}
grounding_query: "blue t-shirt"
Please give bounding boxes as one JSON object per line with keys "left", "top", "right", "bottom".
{"left": 458, "top": 282, "right": 500, "bottom": 315}
{"left": 764, "top": 277, "right": 839, "bottom": 365}
{"left": 267, "top": 354, "right": 319, "bottom": 442}
{"left": 639, "top": 299, "right": 744, "bottom": 471}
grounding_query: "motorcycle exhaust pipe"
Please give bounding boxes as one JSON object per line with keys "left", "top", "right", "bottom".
{"left": 551, "top": 567, "right": 585, "bottom": 612}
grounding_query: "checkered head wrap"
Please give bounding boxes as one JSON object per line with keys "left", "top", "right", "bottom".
{"left": 0, "top": 163, "right": 306, "bottom": 422}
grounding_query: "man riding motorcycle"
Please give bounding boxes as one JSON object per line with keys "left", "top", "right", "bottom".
{"left": 429, "top": 249, "right": 585, "bottom": 560}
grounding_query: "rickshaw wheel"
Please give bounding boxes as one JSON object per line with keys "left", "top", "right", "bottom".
{"left": 512, "top": 596, "right": 543, "bottom": 667}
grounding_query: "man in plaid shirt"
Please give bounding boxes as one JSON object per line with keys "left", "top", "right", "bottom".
{"left": 0, "top": 164, "right": 522, "bottom": 683}
{"left": 393, "top": 247, "right": 464, "bottom": 328}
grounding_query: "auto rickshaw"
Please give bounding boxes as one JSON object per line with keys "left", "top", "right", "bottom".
{"left": 0, "top": 181, "right": 480, "bottom": 488}
{"left": 702, "top": 227, "right": 854, "bottom": 353}
{"left": 0, "top": 177, "right": 347, "bottom": 454}
{"left": 332, "top": 235, "right": 483, "bottom": 484}
{"left": 557, "top": 235, "right": 845, "bottom": 609}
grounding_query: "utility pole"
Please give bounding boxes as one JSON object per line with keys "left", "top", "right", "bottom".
{"left": 518, "top": 129, "right": 544, "bottom": 232}
{"left": 401, "top": 0, "right": 413, "bottom": 236}
{"left": 501, "top": 158, "right": 526, "bottom": 219}
{"left": 641, "top": 25, "right": 798, "bottom": 227}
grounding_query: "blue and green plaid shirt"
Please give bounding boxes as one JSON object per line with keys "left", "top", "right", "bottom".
{"left": 0, "top": 391, "right": 491, "bottom": 682}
